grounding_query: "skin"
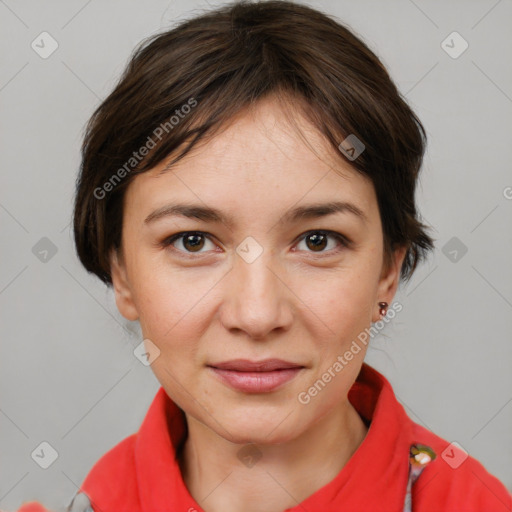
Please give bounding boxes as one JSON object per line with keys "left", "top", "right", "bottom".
{"left": 110, "top": 94, "right": 406, "bottom": 512}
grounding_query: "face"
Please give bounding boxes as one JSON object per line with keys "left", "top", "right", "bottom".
{"left": 111, "top": 95, "right": 404, "bottom": 445}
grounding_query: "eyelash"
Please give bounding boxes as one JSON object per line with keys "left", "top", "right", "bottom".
{"left": 161, "top": 230, "right": 351, "bottom": 258}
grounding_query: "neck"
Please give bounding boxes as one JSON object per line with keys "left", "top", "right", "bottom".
{"left": 178, "top": 399, "right": 368, "bottom": 512}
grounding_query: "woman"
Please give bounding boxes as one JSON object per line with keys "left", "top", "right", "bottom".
{"left": 17, "top": 1, "right": 511, "bottom": 511}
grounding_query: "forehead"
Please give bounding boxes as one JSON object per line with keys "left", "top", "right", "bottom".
{"left": 164, "top": 95, "right": 349, "bottom": 176}
{"left": 124, "top": 96, "right": 377, "bottom": 223}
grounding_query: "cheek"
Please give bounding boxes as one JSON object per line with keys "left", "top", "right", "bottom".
{"left": 129, "top": 256, "right": 215, "bottom": 348}
{"left": 298, "top": 277, "right": 376, "bottom": 412}
{"left": 133, "top": 268, "right": 207, "bottom": 403}
{"left": 306, "top": 264, "right": 380, "bottom": 335}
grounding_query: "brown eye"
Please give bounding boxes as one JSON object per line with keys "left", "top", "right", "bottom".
{"left": 164, "top": 231, "right": 216, "bottom": 254}
{"left": 305, "top": 232, "right": 328, "bottom": 251}
{"left": 182, "top": 233, "right": 205, "bottom": 252}
{"left": 295, "top": 230, "right": 350, "bottom": 255}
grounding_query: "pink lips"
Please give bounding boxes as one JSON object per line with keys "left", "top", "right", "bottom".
{"left": 208, "top": 358, "right": 304, "bottom": 393}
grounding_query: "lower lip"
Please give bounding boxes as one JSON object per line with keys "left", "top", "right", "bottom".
{"left": 209, "top": 367, "right": 303, "bottom": 393}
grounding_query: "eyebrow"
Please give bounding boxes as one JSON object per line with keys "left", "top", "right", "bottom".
{"left": 144, "top": 200, "right": 367, "bottom": 226}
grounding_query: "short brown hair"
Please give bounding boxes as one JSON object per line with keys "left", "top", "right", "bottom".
{"left": 73, "top": 0, "right": 434, "bottom": 285}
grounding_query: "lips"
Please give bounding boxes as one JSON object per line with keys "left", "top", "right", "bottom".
{"left": 209, "top": 358, "right": 303, "bottom": 372}
{"left": 207, "top": 359, "right": 305, "bottom": 393}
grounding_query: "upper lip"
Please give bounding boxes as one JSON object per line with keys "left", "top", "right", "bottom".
{"left": 208, "top": 359, "right": 304, "bottom": 372}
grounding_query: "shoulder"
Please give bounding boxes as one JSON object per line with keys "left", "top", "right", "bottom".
{"left": 16, "top": 504, "right": 52, "bottom": 512}
{"left": 77, "top": 433, "right": 141, "bottom": 511}
{"left": 17, "top": 434, "right": 143, "bottom": 512}
{"left": 409, "top": 422, "right": 512, "bottom": 511}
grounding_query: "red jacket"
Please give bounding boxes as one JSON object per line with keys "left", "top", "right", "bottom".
{"left": 17, "top": 363, "right": 512, "bottom": 511}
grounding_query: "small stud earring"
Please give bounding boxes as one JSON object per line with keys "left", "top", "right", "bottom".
{"left": 378, "top": 301, "right": 388, "bottom": 317}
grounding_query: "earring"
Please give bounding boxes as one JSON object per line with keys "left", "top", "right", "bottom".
{"left": 378, "top": 301, "right": 388, "bottom": 317}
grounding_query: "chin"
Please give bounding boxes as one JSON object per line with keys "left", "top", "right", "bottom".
{"left": 222, "top": 426, "right": 299, "bottom": 446}
{"left": 211, "top": 408, "right": 303, "bottom": 445}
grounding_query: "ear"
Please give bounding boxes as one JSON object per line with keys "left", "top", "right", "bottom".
{"left": 372, "top": 246, "right": 407, "bottom": 323}
{"left": 110, "top": 248, "right": 139, "bottom": 321}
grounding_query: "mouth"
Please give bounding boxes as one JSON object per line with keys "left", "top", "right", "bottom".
{"left": 207, "top": 359, "right": 305, "bottom": 393}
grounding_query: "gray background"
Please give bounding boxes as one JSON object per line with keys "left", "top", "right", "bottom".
{"left": 1, "top": 0, "right": 511, "bottom": 509}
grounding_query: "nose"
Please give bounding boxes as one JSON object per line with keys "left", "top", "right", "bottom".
{"left": 219, "top": 248, "right": 293, "bottom": 340}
